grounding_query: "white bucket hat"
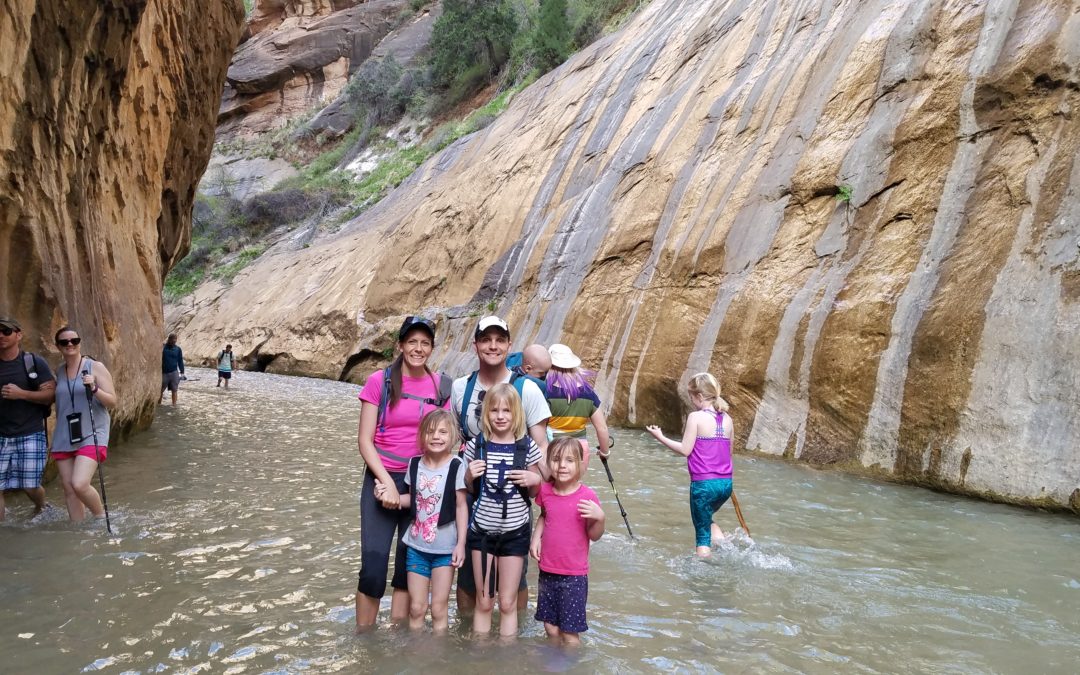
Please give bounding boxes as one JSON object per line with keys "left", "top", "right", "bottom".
{"left": 548, "top": 343, "right": 581, "bottom": 369}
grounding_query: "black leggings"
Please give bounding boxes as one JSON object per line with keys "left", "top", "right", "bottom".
{"left": 356, "top": 469, "right": 410, "bottom": 598}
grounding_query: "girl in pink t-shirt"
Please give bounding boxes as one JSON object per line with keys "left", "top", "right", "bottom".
{"left": 529, "top": 437, "right": 606, "bottom": 646}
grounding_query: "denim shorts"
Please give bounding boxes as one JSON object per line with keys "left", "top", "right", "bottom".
{"left": 406, "top": 546, "right": 453, "bottom": 578}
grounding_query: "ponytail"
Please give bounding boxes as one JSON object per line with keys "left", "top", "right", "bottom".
{"left": 688, "top": 372, "right": 729, "bottom": 413}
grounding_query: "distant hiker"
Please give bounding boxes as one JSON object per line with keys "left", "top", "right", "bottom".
{"left": 646, "top": 372, "right": 733, "bottom": 558}
{"left": 508, "top": 344, "right": 551, "bottom": 395}
{"left": 463, "top": 383, "right": 542, "bottom": 637}
{"left": 355, "top": 316, "right": 452, "bottom": 630}
{"left": 530, "top": 437, "right": 605, "bottom": 646}
{"left": 545, "top": 344, "right": 611, "bottom": 474}
{"left": 160, "top": 334, "right": 185, "bottom": 406}
{"left": 375, "top": 408, "right": 467, "bottom": 633}
{"left": 51, "top": 326, "right": 116, "bottom": 522}
{"left": 217, "top": 344, "right": 236, "bottom": 389}
{"left": 452, "top": 316, "right": 551, "bottom": 615}
{"left": 0, "top": 316, "right": 55, "bottom": 521}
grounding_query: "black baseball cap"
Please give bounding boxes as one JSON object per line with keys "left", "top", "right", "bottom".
{"left": 399, "top": 316, "right": 436, "bottom": 341}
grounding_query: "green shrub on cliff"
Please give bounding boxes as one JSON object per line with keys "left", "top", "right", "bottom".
{"left": 431, "top": 0, "right": 518, "bottom": 95}
{"left": 532, "top": 0, "right": 572, "bottom": 72}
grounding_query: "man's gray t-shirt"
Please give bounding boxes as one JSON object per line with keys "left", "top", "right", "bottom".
{"left": 402, "top": 456, "right": 467, "bottom": 554}
{"left": 451, "top": 370, "right": 551, "bottom": 441}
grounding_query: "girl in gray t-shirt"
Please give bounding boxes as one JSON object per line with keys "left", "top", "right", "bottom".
{"left": 376, "top": 409, "right": 466, "bottom": 632}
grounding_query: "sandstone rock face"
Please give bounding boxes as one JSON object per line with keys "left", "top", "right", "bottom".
{"left": 1, "top": 0, "right": 244, "bottom": 435}
{"left": 219, "top": 0, "right": 411, "bottom": 139}
{"left": 170, "top": 0, "right": 1080, "bottom": 509}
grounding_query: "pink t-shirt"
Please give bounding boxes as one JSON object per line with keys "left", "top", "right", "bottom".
{"left": 535, "top": 482, "right": 600, "bottom": 576}
{"left": 358, "top": 369, "right": 449, "bottom": 472}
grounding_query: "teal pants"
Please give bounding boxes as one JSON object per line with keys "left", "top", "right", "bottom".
{"left": 690, "top": 478, "right": 732, "bottom": 547}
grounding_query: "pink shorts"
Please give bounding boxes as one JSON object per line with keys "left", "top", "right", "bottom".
{"left": 52, "top": 445, "right": 107, "bottom": 463}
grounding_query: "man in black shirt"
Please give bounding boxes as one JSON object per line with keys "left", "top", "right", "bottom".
{"left": 0, "top": 317, "right": 56, "bottom": 521}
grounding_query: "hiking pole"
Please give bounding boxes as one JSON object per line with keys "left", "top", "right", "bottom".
{"left": 731, "top": 492, "right": 750, "bottom": 537}
{"left": 83, "top": 370, "right": 113, "bottom": 534}
{"left": 598, "top": 441, "right": 633, "bottom": 539}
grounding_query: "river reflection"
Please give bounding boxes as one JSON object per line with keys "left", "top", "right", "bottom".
{"left": 1, "top": 368, "right": 1077, "bottom": 673}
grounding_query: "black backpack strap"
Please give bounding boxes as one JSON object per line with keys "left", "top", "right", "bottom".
{"left": 436, "top": 372, "right": 453, "bottom": 407}
{"left": 513, "top": 437, "right": 532, "bottom": 505}
{"left": 407, "top": 455, "right": 420, "bottom": 520}
{"left": 376, "top": 366, "right": 392, "bottom": 433}
{"left": 22, "top": 351, "right": 39, "bottom": 389}
{"left": 438, "top": 457, "right": 461, "bottom": 526}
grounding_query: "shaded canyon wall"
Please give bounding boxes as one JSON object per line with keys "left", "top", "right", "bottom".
{"left": 170, "top": 0, "right": 1080, "bottom": 509}
{"left": 0, "top": 0, "right": 244, "bottom": 433}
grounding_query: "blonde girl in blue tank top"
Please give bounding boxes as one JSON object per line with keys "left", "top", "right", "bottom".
{"left": 646, "top": 373, "right": 733, "bottom": 558}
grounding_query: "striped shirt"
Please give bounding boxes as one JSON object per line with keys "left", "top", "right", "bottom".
{"left": 546, "top": 384, "right": 601, "bottom": 439}
{"left": 463, "top": 437, "right": 541, "bottom": 534}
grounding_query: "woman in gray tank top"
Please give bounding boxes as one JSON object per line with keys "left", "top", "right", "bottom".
{"left": 52, "top": 326, "right": 116, "bottom": 522}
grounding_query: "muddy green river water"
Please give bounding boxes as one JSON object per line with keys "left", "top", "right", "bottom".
{"left": 1, "top": 369, "right": 1077, "bottom": 673}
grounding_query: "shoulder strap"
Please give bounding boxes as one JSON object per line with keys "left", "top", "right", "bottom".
{"left": 470, "top": 433, "right": 486, "bottom": 502}
{"left": 509, "top": 370, "right": 526, "bottom": 398}
{"left": 407, "top": 456, "right": 420, "bottom": 520}
{"left": 513, "top": 437, "right": 532, "bottom": 503}
{"left": 436, "top": 372, "right": 453, "bottom": 407}
{"left": 459, "top": 371, "right": 479, "bottom": 440}
{"left": 22, "top": 351, "right": 39, "bottom": 390}
{"left": 438, "top": 457, "right": 461, "bottom": 526}
{"left": 377, "top": 366, "right": 392, "bottom": 433}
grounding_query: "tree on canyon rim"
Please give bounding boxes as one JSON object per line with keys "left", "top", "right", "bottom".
{"left": 532, "top": 0, "right": 572, "bottom": 73}
{"left": 430, "top": 0, "right": 518, "bottom": 94}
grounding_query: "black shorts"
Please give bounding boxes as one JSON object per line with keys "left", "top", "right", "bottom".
{"left": 218, "top": 370, "right": 232, "bottom": 379}
{"left": 458, "top": 524, "right": 530, "bottom": 594}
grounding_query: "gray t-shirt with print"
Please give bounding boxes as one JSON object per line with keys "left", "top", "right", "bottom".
{"left": 403, "top": 456, "right": 467, "bottom": 554}
{"left": 451, "top": 370, "right": 551, "bottom": 441}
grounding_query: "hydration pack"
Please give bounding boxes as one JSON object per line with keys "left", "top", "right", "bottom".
{"left": 469, "top": 433, "right": 532, "bottom": 524}
{"left": 376, "top": 366, "right": 453, "bottom": 433}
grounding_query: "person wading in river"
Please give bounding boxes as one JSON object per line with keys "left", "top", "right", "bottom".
{"left": 161, "top": 334, "right": 185, "bottom": 406}
{"left": 354, "top": 316, "right": 453, "bottom": 630}
{"left": 646, "top": 372, "right": 734, "bottom": 558}
{"left": 0, "top": 316, "right": 55, "bottom": 521}
{"left": 51, "top": 326, "right": 117, "bottom": 522}
{"left": 216, "top": 344, "right": 235, "bottom": 389}
{"left": 452, "top": 316, "right": 551, "bottom": 616}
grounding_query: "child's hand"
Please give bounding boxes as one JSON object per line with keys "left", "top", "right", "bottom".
{"left": 452, "top": 543, "right": 466, "bottom": 568}
{"left": 530, "top": 537, "right": 542, "bottom": 562}
{"left": 374, "top": 479, "right": 385, "bottom": 498}
{"left": 645, "top": 424, "right": 664, "bottom": 440}
{"left": 508, "top": 469, "right": 538, "bottom": 487}
{"left": 578, "top": 499, "right": 605, "bottom": 521}
{"left": 467, "top": 459, "right": 486, "bottom": 481}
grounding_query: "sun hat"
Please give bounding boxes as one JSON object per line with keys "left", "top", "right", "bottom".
{"left": 474, "top": 316, "right": 510, "bottom": 339}
{"left": 398, "top": 315, "right": 436, "bottom": 341}
{"left": 548, "top": 343, "right": 581, "bottom": 369}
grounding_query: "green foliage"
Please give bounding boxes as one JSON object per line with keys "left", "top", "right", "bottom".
{"left": 410, "top": 0, "right": 429, "bottom": 10}
{"left": 243, "top": 0, "right": 254, "bottom": 15}
{"left": 532, "top": 0, "right": 571, "bottom": 72}
{"left": 836, "top": 184, "right": 854, "bottom": 204}
{"left": 430, "top": 0, "right": 518, "bottom": 99}
{"left": 213, "top": 244, "right": 269, "bottom": 282}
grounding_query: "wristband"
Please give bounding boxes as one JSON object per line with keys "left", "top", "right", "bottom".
{"left": 91, "top": 384, "right": 99, "bottom": 394}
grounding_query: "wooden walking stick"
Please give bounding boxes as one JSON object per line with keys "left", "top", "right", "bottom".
{"left": 731, "top": 491, "right": 750, "bottom": 537}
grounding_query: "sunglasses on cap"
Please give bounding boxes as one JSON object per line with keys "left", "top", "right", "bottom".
{"left": 56, "top": 337, "right": 82, "bottom": 347}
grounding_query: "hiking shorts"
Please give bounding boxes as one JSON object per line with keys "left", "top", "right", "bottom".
{"left": 0, "top": 431, "right": 47, "bottom": 489}
{"left": 217, "top": 370, "right": 231, "bottom": 380}
{"left": 690, "top": 478, "right": 733, "bottom": 547}
{"left": 458, "top": 525, "right": 530, "bottom": 595}
{"left": 162, "top": 370, "right": 180, "bottom": 393}
{"left": 535, "top": 571, "right": 589, "bottom": 634}
{"left": 405, "top": 547, "right": 453, "bottom": 578}
{"left": 51, "top": 444, "right": 108, "bottom": 463}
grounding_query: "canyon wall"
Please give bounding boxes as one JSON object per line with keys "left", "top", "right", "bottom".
{"left": 170, "top": 0, "right": 1080, "bottom": 510}
{"left": 0, "top": 0, "right": 244, "bottom": 434}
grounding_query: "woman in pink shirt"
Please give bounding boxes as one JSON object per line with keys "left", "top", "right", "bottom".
{"left": 529, "top": 437, "right": 606, "bottom": 646}
{"left": 354, "top": 316, "right": 452, "bottom": 630}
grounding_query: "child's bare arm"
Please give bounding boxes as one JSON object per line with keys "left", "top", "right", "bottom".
{"left": 646, "top": 414, "right": 696, "bottom": 457}
{"left": 453, "top": 489, "right": 468, "bottom": 567}
{"left": 578, "top": 499, "right": 606, "bottom": 541}
{"left": 530, "top": 512, "right": 545, "bottom": 561}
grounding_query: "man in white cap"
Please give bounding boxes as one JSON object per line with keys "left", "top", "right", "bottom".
{"left": 452, "top": 315, "right": 551, "bottom": 614}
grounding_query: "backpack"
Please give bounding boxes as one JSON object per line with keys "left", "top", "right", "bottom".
{"left": 21, "top": 351, "right": 51, "bottom": 419}
{"left": 407, "top": 455, "right": 462, "bottom": 527}
{"left": 376, "top": 367, "right": 453, "bottom": 433}
{"left": 469, "top": 433, "right": 532, "bottom": 525}
{"left": 458, "top": 369, "right": 528, "bottom": 442}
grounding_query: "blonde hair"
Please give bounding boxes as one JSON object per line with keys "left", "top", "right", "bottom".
{"left": 418, "top": 409, "right": 461, "bottom": 452}
{"left": 688, "top": 372, "right": 730, "bottom": 412}
{"left": 546, "top": 437, "right": 583, "bottom": 479}
{"left": 480, "top": 383, "right": 526, "bottom": 439}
